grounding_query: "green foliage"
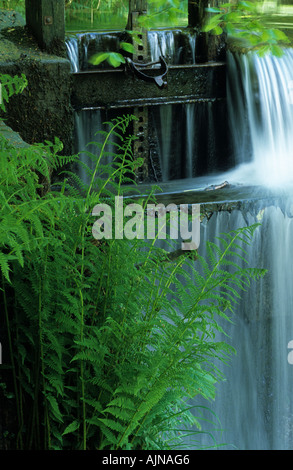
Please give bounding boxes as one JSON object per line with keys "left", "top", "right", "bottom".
{"left": 137, "top": 0, "right": 186, "bottom": 29}
{"left": 1, "top": 110, "right": 266, "bottom": 450}
{"left": 89, "top": 42, "right": 136, "bottom": 68}
{"left": 0, "top": 73, "right": 28, "bottom": 111}
{"left": 203, "top": 1, "right": 290, "bottom": 56}
{"left": 87, "top": 0, "right": 187, "bottom": 68}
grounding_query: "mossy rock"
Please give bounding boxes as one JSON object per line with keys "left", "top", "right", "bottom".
{"left": 0, "top": 9, "right": 25, "bottom": 32}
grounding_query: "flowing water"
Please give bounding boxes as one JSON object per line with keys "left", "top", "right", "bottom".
{"left": 189, "top": 48, "right": 293, "bottom": 450}
{"left": 226, "top": 48, "right": 293, "bottom": 188}
{"left": 147, "top": 29, "right": 182, "bottom": 63}
{"left": 190, "top": 199, "right": 293, "bottom": 450}
{"left": 65, "top": 32, "right": 122, "bottom": 72}
{"left": 65, "top": 29, "right": 194, "bottom": 72}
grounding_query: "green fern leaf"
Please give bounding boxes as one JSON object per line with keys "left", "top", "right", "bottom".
{"left": 62, "top": 420, "right": 80, "bottom": 436}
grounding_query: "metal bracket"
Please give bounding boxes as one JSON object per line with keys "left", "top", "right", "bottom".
{"left": 126, "top": 56, "right": 168, "bottom": 89}
{"left": 44, "top": 16, "right": 53, "bottom": 25}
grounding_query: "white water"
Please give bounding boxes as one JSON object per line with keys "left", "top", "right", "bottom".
{"left": 74, "top": 109, "right": 115, "bottom": 186}
{"left": 65, "top": 37, "right": 79, "bottom": 72}
{"left": 188, "top": 200, "right": 293, "bottom": 450}
{"left": 226, "top": 49, "right": 293, "bottom": 189}
{"left": 148, "top": 30, "right": 180, "bottom": 64}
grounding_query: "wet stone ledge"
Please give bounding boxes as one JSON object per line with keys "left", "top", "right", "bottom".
{"left": 71, "top": 62, "right": 226, "bottom": 110}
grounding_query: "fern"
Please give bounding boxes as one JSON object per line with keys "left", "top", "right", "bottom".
{"left": 0, "top": 111, "right": 266, "bottom": 451}
{"left": 0, "top": 73, "right": 28, "bottom": 112}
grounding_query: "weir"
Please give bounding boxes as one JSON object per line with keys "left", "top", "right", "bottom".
{"left": 65, "top": 0, "right": 227, "bottom": 183}
{"left": 68, "top": 23, "right": 293, "bottom": 448}
{"left": 67, "top": 28, "right": 228, "bottom": 182}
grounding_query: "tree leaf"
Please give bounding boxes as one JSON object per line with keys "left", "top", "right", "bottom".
{"left": 120, "top": 42, "right": 136, "bottom": 54}
{"left": 270, "top": 44, "right": 284, "bottom": 58}
{"left": 107, "top": 53, "right": 125, "bottom": 68}
{"left": 211, "top": 25, "right": 223, "bottom": 35}
{"left": 88, "top": 52, "right": 110, "bottom": 66}
{"left": 205, "top": 7, "right": 221, "bottom": 13}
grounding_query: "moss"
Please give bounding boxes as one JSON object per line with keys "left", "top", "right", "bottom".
{"left": 0, "top": 24, "right": 66, "bottom": 61}
{"left": 0, "top": 8, "right": 25, "bottom": 31}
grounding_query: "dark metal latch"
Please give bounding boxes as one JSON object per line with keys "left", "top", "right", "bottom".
{"left": 126, "top": 56, "right": 168, "bottom": 89}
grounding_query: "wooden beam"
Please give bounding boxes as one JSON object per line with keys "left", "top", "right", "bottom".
{"left": 25, "top": 0, "right": 65, "bottom": 53}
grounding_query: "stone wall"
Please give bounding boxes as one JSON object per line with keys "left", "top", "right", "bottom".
{"left": 0, "top": 10, "right": 74, "bottom": 155}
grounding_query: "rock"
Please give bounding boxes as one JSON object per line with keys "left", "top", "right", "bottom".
{"left": 0, "top": 9, "right": 25, "bottom": 32}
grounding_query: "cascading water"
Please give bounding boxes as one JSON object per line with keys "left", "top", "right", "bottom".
{"left": 65, "top": 32, "right": 122, "bottom": 72}
{"left": 65, "top": 29, "right": 196, "bottom": 71}
{"left": 226, "top": 48, "right": 293, "bottom": 188}
{"left": 151, "top": 100, "right": 226, "bottom": 181}
{"left": 74, "top": 109, "right": 103, "bottom": 185}
{"left": 188, "top": 200, "right": 293, "bottom": 450}
{"left": 148, "top": 29, "right": 181, "bottom": 63}
{"left": 74, "top": 108, "right": 117, "bottom": 186}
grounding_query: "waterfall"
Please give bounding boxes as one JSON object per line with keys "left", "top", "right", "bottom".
{"left": 226, "top": 49, "right": 293, "bottom": 187}
{"left": 74, "top": 108, "right": 115, "bottom": 186}
{"left": 65, "top": 36, "right": 79, "bottom": 73}
{"left": 66, "top": 29, "right": 197, "bottom": 73}
{"left": 186, "top": 48, "right": 293, "bottom": 451}
{"left": 188, "top": 198, "right": 293, "bottom": 451}
{"left": 74, "top": 109, "right": 102, "bottom": 186}
{"left": 188, "top": 32, "right": 196, "bottom": 64}
{"left": 65, "top": 32, "right": 122, "bottom": 72}
{"left": 66, "top": 30, "right": 207, "bottom": 184}
{"left": 185, "top": 103, "right": 195, "bottom": 177}
{"left": 148, "top": 30, "right": 180, "bottom": 64}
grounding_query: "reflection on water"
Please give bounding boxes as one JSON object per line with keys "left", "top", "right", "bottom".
{"left": 65, "top": 1, "right": 188, "bottom": 32}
